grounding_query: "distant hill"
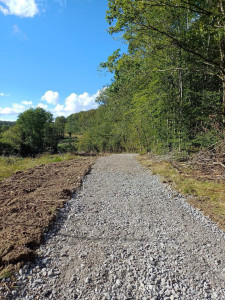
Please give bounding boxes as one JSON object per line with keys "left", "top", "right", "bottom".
{"left": 0, "top": 121, "right": 16, "bottom": 127}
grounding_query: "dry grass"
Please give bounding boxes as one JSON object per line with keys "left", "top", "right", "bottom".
{"left": 0, "top": 153, "right": 79, "bottom": 181}
{"left": 138, "top": 155, "right": 225, "bottom": 231}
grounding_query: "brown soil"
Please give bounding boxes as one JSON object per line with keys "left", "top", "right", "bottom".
{"left": 0, "top": 157, "right": 96, "bottom": 274}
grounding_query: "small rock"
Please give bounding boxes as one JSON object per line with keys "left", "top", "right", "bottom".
{"left": 85, "top": 277, "right": 91, "bottom": 284}
{"left": 115, "top": 279, "right": 122, "bottom": 287}
{"left": 103, "top": 292, "right": 111, "bottom": 300}
{"left": 44, "top": 290, "right": 52, "bottom": 297}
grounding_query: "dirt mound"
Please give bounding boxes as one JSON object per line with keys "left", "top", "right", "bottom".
{"left": 0, "top": 157, "right": 96, "bottom": 273}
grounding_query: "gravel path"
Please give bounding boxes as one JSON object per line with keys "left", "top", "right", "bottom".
{"left": 8, "top": 154, "right": 225, "bottom": 299}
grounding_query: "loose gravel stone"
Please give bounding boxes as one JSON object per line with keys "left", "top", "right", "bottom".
{"left": 4, "top": 154, "right": 225, "bottom": 299}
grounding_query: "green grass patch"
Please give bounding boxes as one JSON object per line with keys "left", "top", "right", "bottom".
{"left": 0, "top": 153, "right": 78, "bottom": 181}
{"left": 0, "top": 268, "right": 14, "bottom": 279}
{"left": 138, "top": 155, "right": 225, "bottom": 231}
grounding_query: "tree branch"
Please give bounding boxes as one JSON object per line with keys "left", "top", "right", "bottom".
{"left": 137, "top": 0, "right": 213, "bottom": 16}
{"left": 137, "top": 22, "right": 223, "bottom": 72}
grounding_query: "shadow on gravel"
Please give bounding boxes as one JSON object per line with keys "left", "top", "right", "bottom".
{"left": 56, "top": 233, "right": 150, "bottom": 244}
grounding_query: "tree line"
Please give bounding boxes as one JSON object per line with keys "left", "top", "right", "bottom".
{"left": 74, "top": 0, "right": 225, "bottom": 153}
{"left": 1, "top": 1, "right": 224, "bottom": 156}
{"left": 0, "top": 108, "right": 96, "bottom": 156}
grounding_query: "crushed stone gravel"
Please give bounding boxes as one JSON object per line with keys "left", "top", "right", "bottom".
{"left": 3, "top": 154, "right": 225, "bottom": 300}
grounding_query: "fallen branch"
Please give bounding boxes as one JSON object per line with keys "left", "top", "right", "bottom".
{"left": 213, "top": 162, "right": 225, "bottom": 169}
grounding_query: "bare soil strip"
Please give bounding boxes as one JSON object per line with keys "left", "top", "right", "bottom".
{"left": 0, "top": 157, "right": 96, "bottom": 274}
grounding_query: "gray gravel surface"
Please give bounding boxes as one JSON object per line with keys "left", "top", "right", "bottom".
{"left": 5, "top": 154, "right": 225, "bottom": 299}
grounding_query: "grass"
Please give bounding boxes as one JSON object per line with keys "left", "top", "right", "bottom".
{"left": 138, "top": 155, "right": 225, "bottom": 231}
{"left": 0, "top": 268, "right": 14, "bottom": 279}
{"left": 0, "top": 153, "right": 79, "bottom": 181}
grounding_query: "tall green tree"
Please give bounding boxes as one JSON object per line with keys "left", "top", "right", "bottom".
{"left": 60, "top": 1, "right": 224, "bottom": 154}
{"left": 17, "top": 108, "right": 55, "bottom": 155}
{"left": 106, "top": 0, "right": 225, "bottom": 119}
{"left": 55, "top": 116, "right": 66, "bottom": 138}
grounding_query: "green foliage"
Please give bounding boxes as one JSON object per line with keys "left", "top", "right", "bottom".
{"left": 17, "top": 107, "right": 54, "bottom": 155}
{"left": 193, "top": 128, "right": 223, "bottom": 149}
{"left": 0, "top": 108, "right": 62, "bottom": 156}
{"left": 72, "top": 0, "right": 224, "bottom": 154}
{"left": 65, "top": 110, "right": 97, "bottom": 136}
{"left": 55, "top": 116, "right": 66, "bottom": 139}
{"left": 58, "top": 137, "right": 78, "bottom": 153}
{"left": 0, "top": 121, "right": 16, "bottom": 132}
{"left": 0, "top": 125, "right": 22, "bottom": 155}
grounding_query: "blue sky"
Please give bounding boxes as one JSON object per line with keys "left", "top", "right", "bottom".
{"left": 0, "top": 0, "right": 125, "bottom": 121}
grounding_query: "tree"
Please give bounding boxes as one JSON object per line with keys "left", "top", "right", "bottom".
{"left": 106, "top": 0, "right": 225, "bottom": 120}
{"left": 55, "top": 116, "right": 66, "bottom": 139}
{"left": 0, "top": 124, "right": 10, "bottom": 133}
{"left": 0, "top": 125, "right": 22, "bottom": 155}
{"left": 17, "top": 108, "right": 55, "bottom": 155}
{"left": 62, "top": 1, "right": 224, "bottom": 154}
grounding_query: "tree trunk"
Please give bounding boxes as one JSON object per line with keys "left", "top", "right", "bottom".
{"left": 218, "top": 1, "right": 225, "bottom": 123}
{"left": 223, "top": 78, "right": 225, "bottom": 123}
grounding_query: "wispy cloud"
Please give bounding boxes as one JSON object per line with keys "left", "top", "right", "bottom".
{"left": 0, "top": 0, "right": 39, "bottom": 17}
{"left": 54, "top": 0, "right": 67, "bottom": 8}
{"left": 0, "top": 92, "right": 10, "bottom": 96}
{"left": 12, "top": 25, "right": 27, "bottom": 40}
{"left": 22, "top": 101, "right": 32, "bottom": 105}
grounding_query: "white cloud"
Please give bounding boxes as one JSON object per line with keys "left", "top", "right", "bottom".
{"left": 54, "top": 103, "right": 64, "bottom": 113}
{"left": 0, "top": 92, "right": 10, "bottom": 96}
{"left": 53, "top": 91, "right": 99, "bottom": 117}
{"left": 12, "top": 24, "right": 27, "bottom": 40}
{"left": 22, "top": 100, "right": 32, "bottom": 105}
{"left": 0, "top": 0, "right": 39, "bottom": 17}
{"left": 37, "top": 103, "right": 48, "bottom": 110}
{"left": 12, "top": 103, "right": 25, "bottom": 110}
{"left": 41, "top": 91, "right": 59, "bottom": 105}
{"left": 0, "top": 90, "right": 99, "bottom": 119}
{"left": 0, "top": 103, "right": 25, "bottom": 115}
{"left": 0, "top": 107, "right": 16, "bottom": 115}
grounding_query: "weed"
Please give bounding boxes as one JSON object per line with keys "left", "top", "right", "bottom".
{"left": 49, "top": 206, "right": 58, "bottom": 216}
{"left": 0, "top": 268, "right": 13, "bottom": 279}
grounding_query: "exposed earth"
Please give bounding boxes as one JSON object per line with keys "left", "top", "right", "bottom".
{"left": 0, "top": 157, "right": 96, "bottom": 275}
{"left": 1, "top": 154, "right": 225, "bottom": 299}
